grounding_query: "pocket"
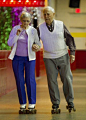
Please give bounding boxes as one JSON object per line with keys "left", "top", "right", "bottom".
{"left": 67, "top": 53, "right": 70, "bottom": 60}
{"left": 65, "top": 53, "right": 70, "bottom": 64}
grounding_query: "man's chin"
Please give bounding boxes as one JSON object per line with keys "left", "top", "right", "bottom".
{"left": 45, "top": 20, "right": 49, "bottom": 23}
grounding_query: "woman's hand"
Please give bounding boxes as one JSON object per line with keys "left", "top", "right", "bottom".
{"left": 16, "top": 28, "right": 22, "bottom": 36}
{"left": 32, "top": 44, "right": 40, "bottom": 52}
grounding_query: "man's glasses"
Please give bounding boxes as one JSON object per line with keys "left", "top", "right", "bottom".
{"left": 23, "top": 20, "right": 30, "bottom": 22}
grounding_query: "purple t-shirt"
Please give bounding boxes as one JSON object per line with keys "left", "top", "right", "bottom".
{"left": 15, "top": 30, "right": 28, "bottom": 56}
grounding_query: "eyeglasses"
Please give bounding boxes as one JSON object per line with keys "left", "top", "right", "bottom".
{"left": 22, "top": 20, "right": 30, "bottom": 22}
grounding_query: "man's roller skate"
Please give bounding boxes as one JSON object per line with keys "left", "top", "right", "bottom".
{"left": 66, "top": 103, "right": 76, "bottom": 113}
{"left": 51, "top": 104, "right": 61, "bottom": 114}
{"left": 19, "top": 106, "right": 26, "bottom": 114}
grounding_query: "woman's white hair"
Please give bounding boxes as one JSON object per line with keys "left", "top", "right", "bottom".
{"left": 43, "top": 6, "right": 55, "bottom": 13}
{"left": 20, "top": 11, "right": 31, "bottom": 21}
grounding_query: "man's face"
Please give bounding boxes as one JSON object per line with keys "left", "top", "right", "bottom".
{"left": 43, "top": 9, "right": 55, "bottom": 25}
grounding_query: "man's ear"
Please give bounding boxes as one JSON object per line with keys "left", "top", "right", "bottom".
{"left": 53, "top": 13, "right": 55, "bottom": 16}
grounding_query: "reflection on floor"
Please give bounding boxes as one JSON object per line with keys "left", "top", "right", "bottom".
{"left": 0, "top": 69, "right": 86, "bottom": 120}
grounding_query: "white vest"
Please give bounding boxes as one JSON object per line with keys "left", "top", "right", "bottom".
{"left": 39, "top": 20, "right": 68, "bottom": 58}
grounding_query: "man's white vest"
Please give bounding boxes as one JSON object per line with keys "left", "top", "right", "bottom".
{"left": 39, "top": 20, "right": 68, "bottom": 58}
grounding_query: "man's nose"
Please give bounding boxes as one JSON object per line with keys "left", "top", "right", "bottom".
{"left": 45, "top": 14, "right": 48, "bottom": 18}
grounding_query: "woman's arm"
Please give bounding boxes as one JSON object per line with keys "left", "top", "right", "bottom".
{"left": 7, "top": 27, "right": 19, "bottom": 47}
{"left": 32, "top": 29, "right": 41, "bottom": 52}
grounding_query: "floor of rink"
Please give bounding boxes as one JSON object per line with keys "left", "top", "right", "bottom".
{"left": 0, "top": 69, "right": 86, "bottom": 120}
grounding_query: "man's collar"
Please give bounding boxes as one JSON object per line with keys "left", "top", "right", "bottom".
{"left": 46, "top": 20, "right": 54, "bottom": 27}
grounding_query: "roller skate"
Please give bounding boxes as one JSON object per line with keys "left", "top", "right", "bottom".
{"left": 19, "top": 106, "right": 26, "bottom": 114}
{"left": 26, "top": 107, "right": 37, "bottom": 114}
{"left": 51, "top": 104, "right": 61, "bottom": 114}
{"left": 66, "top": 103, "right": 76, "bottom": 113}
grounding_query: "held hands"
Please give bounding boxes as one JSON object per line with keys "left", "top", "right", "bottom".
{"left": 16, "top": 28, "right": 22, "bottom": 36}
{"left": 32, "top": 44, "right": 40, "bottom": 52}
{"left": 70, "top": 55, "right": 75, "bottom": 63}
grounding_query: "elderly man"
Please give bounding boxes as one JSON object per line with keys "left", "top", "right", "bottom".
{"left": 33, "top": 6, "right": 76, "bottom": 114}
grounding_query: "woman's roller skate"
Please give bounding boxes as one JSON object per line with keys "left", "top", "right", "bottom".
{"left": 66, "top": 103, "right": 76, "bottom": 113}
{"left": 19, "top": 105, "right": 26, "bottom": 114}
{"left": 26, "top": 104, "right": 37, "bottom": 114}
{"left": 26, "top": 108, "right": 37, "bottom": 114}
{"left": 51, "top": 104, "right": 61, "bottom": 114}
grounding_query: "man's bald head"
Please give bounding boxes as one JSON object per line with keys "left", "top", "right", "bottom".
{"left": 43, "top": 6, "right": 55, "bottom": 25}
{"left": 43, "top": 6, "right": 55, "bottom": 14}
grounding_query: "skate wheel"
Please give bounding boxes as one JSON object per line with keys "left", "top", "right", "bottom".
{"left": 66, "top": 105, "right": 76, "bottom": 113}
{"left": 51, "top": 110, "right": 54, "bottom": 114}
{"left": 66, "top": 105, "right": 68, "bottom": 109}
{"left": 26, "top": 109, "right": 37, "bottom": 114}
{"left": 51, "top": 109, "right": 61, "bottom": 114}
{"left": 69, "top": 109, "right": 71, "bottom": 113}
{"left": 59, "top": 109, "right": 61, "bottom": 113}
{"left": 73, "top": 107, "right": 76, "bottom": 112}
{"left": 19, "top": 110, "right": 26, "bottom": 114}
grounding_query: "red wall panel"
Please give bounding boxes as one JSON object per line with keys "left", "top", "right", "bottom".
{"left": 39, "top": 50, "right": 86, "bottom": 72}
{"left": 76, "top": 50, "right": 86, "bottom": 69}
{"left": 0, "top": 50, "right": 86, "bottom": 97}
{"left": 0, "top": 50, "right": 16, "bottom": 97}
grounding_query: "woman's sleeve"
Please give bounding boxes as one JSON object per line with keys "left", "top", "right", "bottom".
{"left": 7, "top": 27, "right": 19, "bottom": 47}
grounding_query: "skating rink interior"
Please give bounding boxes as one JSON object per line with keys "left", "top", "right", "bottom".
{"left": 0, "top": 69, "right": 86, "bottom": 120}
{"left": 0, "top": 0, "right": 86, "bottom": 119}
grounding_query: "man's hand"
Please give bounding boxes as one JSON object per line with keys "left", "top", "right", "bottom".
{"left": 32, "top": 44, "right": 40, "bottom": 52}
{"left": 70, "top": 55, "right": 75, "bottom": 63}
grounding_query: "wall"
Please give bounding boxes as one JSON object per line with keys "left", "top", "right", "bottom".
{"left": 48, "top": 0, "right": 86, "bottom": 69}
{"left": 0, "top": 50, "right": 16, "bottom": 97}
{"left": 0, "top": 50, "right": 46, "bottom": 97}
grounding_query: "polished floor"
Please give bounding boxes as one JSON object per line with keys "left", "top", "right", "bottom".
{"left": 0, "top": 69, "right": 86, "bottom": 120}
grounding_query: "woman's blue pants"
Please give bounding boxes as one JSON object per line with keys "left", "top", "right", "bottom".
{"left": 12, "top": 55, "right": 36, "bottom": 105}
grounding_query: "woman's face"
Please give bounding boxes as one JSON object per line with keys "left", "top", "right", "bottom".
{"left": 21, "top": 17, "right": 30, "bottom": 28}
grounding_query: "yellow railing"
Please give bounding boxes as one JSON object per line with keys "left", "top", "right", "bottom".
{"left": 71, "top": 33, "right": 86, "bottom": 37}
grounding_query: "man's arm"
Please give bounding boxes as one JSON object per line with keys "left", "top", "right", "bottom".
{"left": 36, "top": 26, "right": 40, "bottom": 39}
{"left": 64, "top": 24, "right": 76, "bottom": 63}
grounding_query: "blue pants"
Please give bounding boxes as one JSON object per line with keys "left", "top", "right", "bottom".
{"left": 12, "top": 55, "right": 36, "bottom": 105}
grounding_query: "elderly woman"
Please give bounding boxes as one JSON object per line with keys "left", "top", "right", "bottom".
{"left": 7, "top": 12, "right": 41, "bottom": 114}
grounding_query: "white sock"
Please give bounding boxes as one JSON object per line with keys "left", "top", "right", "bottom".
{"left": 28, "top": 104, "right": 35, "bottom": 108}
{"left": 20, "top": 104, "right": 26, "bottom": 108}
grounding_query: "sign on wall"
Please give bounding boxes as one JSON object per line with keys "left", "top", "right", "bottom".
{"left": 0, "top": 0, "right": 45, "bottom": 7}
